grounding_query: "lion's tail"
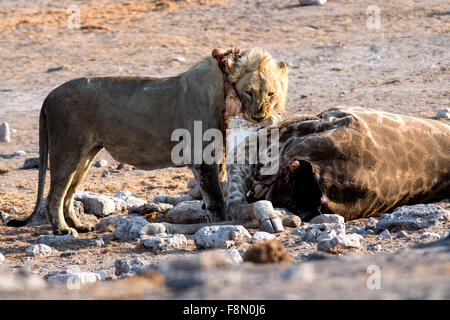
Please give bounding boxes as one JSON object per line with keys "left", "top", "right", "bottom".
{"left": 8, "top": 100, "right": 49, "bottom": 227}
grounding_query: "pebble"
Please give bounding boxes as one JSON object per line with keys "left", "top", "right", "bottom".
{"left": 292, "top": 222, "right": 345, "bottom": 243}
{"left": 317, "top": 233, "right": 363, "bottom": 252}
{"left": 12, "top": 150, "right": 27, "bottom": 157}
{"left": 0, "top": 122, "right": 11, "bottom": 143}
{"left": 45, "top": 270, "right": 105, "bottom": 289}
{"left": 22, "top": 157, "right": 39, "bottom": 169}
{"left": 114, "top": 258, "right": 146, "bottom": 277}
{"left": 194, "top": 225, "right": 251, "bottom": 249}
{"left": 113, "top": 216, "right": 149, "bottom": 240}
{"left": 396, "top": 230, "right": 409, "bottom": 238}
{"left": 365, "top": 217, "right": 378, "bottom": 230}
{"left": 113, "top": 191, "right": 147, "bottom": 209}
{"left": 165, "top": 201, "right": 208, "bottom": 224}
{"left": 281, "top": 215, "right": 302, "bottom": 228}
{"left": 376, "top": 204, "right": 450, "bottom": 231}
{"left": 26, "top": 244, "right": 55, "bottom": 257}
{"left": 140, "top": 234, "right": 188, "bottom": 252}
{"left": 377, "top": 229, "right": 391, "bottom": 240}
{"left": 0, "top": 210, "right": 9, "bottom": 221}
{"left": 251, "top": 231, "right": 276, "bottom": 243}
{"left": 300, "top": 0, "right": 327, "bottom": 5}
{"left": 75, "top": 190, "right": 126, "bottom": 217}
{"left": 171, "top": 56, "right": 186, "bottom": 62}
{"left": 10, "top": 206, "right": 19, "bottom": 214}
{"left": 419, "top": 232, "right": 441, "bottom": 242}
{"left": 94, "top": 159, "right": 108, "bottom": 167}
{"left": 350, "top": 227, "right": 366, "bottom": 236}
{"left": 310, "top": 214, "right": 344, "bottom": 225}
{"left": 436, "top": 108, "right": 449, "bottom": 119}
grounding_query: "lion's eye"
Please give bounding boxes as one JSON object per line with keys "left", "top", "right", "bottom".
{"left": 267, "top": 92, "right": 274, "bottom": 97}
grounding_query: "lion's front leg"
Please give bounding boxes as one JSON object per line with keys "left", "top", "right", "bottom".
{"left": 192, "top": 163, "right": 226, "bottom": 222}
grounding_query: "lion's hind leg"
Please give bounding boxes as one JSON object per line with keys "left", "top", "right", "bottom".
{"left": 63, "top": 146, "right": 102, "bottom": 233}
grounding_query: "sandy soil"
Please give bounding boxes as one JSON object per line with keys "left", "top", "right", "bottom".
{"left": 0, "top": 0, "right": 449, "bottom": 299}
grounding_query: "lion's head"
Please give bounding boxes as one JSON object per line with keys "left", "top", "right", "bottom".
{"left": 224, "top": 48, "right": 288, "bottom": 122}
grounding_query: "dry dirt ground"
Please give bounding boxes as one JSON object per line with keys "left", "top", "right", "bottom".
{"left": 0, "top": 0, "right": 449, "bottom": 299}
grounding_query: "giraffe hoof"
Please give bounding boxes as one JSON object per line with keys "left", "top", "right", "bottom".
{"left": 260, "top": 218, "right": 284, "bottom": 234}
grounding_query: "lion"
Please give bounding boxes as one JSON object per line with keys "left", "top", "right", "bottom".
{"left": 7, "top": 48, "right": 288, "bottom": 235}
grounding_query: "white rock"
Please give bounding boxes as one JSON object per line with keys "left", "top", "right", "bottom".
{"left": 419, "top": 232, "right": 441, "bottom": 242}
{"left": 377, "top": 229, "right": 391, "bottom": 240}
{"left": 10, "top": 206, "right": 19, "bottom": 214}
{"left": 223, "top": 248, "right": 243, "bottom": 264}
{"left": 310, "top": 214, "right": 344, "bottom": 225}
{"left": 171, "top": 56, "right": 186, "bottom": 62}
{"left": 251, "top": 231, "right": 276, "bottom": 243}
{"left": 140, "top": 234, "right": 187, "bottom": 252}
{"left": 0, "top": 253, "right": 4, "bottom": 264}
{"left": 376, "top": 204, "right": 450, "bottom": 231}
{"left": 114, "top": 216, "right": 149, "bottom": 240}
{"left": 45, "top": 270, "right": 105, "bottom": 289}
{"left": 114, "top": 190, "right": 132, "bottom": 198}
{"left": 300, "top": 0, "right": 327, "bottom": 5}
{"left": 140, "top": 223, "right": 167, "bottom": 236}
{"left": 292, "top": 222, "right": 345, "bottom": 242}
{"left": 350, "top": 227, "right": 366, "bottom": 235}
{"left": 26, "top": 244, "right": 55, "bottom": 257}
{"left": 365, "top": 217, "right": 378, "bottom": 230}
{"left": 194, "top": 225, "right": 251, "bottom": 249}
{"left": 0, "top": 210, "right": 9, "bottom": 221}
{"left": 36, "top": 234, "right": 77, "bottom": 246}
{"left": 317, "top": 233, "right": 363, "bottom": 252}
{"left": 12, "top": 150, "right": 26, "bottom": 157}
{"left": 95, "top": 215, "right": 132, "bottom": 232}
{"left": 0, "top": 122, "right": 11, "bottom": 143}
{"left": 436, "top": 108, "right": 449, "bottom": 119}
{"left": 75, "top": 191, "right": 126, "bottom": 217}
{"left": 94, "top": 159, "right": 108, "bottom": 167}
{"left": 165, "top": 201, "right": 208, "bottom": 224}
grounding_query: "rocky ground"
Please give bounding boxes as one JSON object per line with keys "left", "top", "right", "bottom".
{"left": 0, "top": 0, "right": 449, "bottom": 299}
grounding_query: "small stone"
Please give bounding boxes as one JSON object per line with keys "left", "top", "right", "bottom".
{"left": 365, "top": 217, "right": 378, "bottom": 230}
{"left": 114, "top": 216, "right": 149, "bottom": 240}
{"left": 317, "top": 233, "right": 362, "bottom": 252}
{"left": 310, "top": 214, "right": 344, "bottom": 225}
{"left": 140, "top": 234, "right": 188, "bottom": 252}
{"left": 376, "top": 204, "right": 450, "bottom": 231}
{"left": 350, "top": 227, "right": 366, "bottom": 236}
{"left": 101, "top": 171, "right": 110, "bottom": 177}
{"left": 88, "top": 238, "right": 104, "bottom": 247}
{"left": 21, "top": 257, "right": 33, "bottom": 263}
{"left": 171, "top": 56, "right": 186, "bottom": 62}
{"left": 377, "top": 229, "right": 391, "bottom": 240}
{"left": 10, "top": 206, "right": 19, "bottom": 214}
{"left": 115, "top": 258, "right": 146, "bottom": 277}
{"left": 300, "top": 0, "right": 327, "bottom": 5}
{"left": 194, "top": 225, "right": 251, "bottom": 249}
{"left": 0, "top": 210, "right": 9, "bottom": 221}
{"left": 45, "top": 270, "right": 105, "bottom": 289}
{"left": 0, "top": 122, "right": 11, "bottom": 143}
{"left": 292, "top": 222, "right": 345, "bottom": 243}
{"left": 419, "top": 232, "right": 441, "bottom": 242}
{"left": 60, "top": 251, "right": 76, "bottom": 258}
{"left": 281, "top": 215, "right": 301, "bottom": 228}
{"left": 140, "top": 223, "right": 167, "bottom": 236}
{"left": 94, "top": 159, "right": 108, "bottom": 167}
{"left": 251, "top": 231, "right": 276, "bottom": 243}
{"left": 165, "top": 201, "right": 208, "bottom": 224}
{"left": 46, "top": 65, "right": 69, "bottom": 73}
{"left": 128, "top": 201, "right": 173, "bottom": 215}
{"left": 75, "top": 191, "right": 126, "bottom": 217}
{"left": 26, "top": 244, "right": 55, "bottom": 257}
{"left": 22, "top": 157, "right": 39, "bottom": 169}
{"left": 0, "top": 253, "right": 5, "bottom": 264}
{"left": 396, "top": 230, "right": 409, "bottom": 238}
{"left": 436, "top": 108, "right": 449, "bottom": 119}
{"left": 369, "top": 244, "right": 382, "bottom": 252}
{"left": 12, "top": 150, "right": 27, "bottom": 157}
{"left": 36, "top": 234, "right": 77, "bottom": 247}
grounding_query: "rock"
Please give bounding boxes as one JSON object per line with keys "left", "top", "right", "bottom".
{"left": 26, "top": 244, "right": 55, "bottom": 257}
{"left": 310, "top": 214, "right": 344, "bottom": 225}
{"left": 365, "top": 217, "right": 378, "bottom": 230}
{"left": 88, "top": 238, "right": 104, "bottom": 247}
{"left": 376, "top": 204, "right": 450, "bottom": 231}
{"left": 75, "top": 191, "right": 126, "bottom": 217}
{"left": 114, "top": 216, "right": 149, "bottom": 240}
{"left": 128, "top": 201, "right": 173, "bottom": 215}
{"left": 46, "top": 65, "right": 69, "bottom": 73}
{"left": 436, "top": 108, "right": 449, "bottom": 119}
{"left": 251, "top": 231, "right": 276, "bottom": 243}
{"left": 300, "top": 0, "right": 327, "bottom": 5}
{"left": 317, "top": 233, "right": 363, "bottom": 252}
{"left": 114, "top": 258, "right": 146, "bottom": 277}
{"left": 45, "top": 270, "right": 105, "bottom": 289}
{"left": 292, "top": 222, "right": 345, "bottom": 243}
{"left": 281, "top": 215, "right": 302, "bottom": 228}
{"left": 0, "top": 253, "right": 4, "bottom": 264}
{"left": 194, "top": 225, "right": 251, "bottom": 249}
{"left": 171, "top": 56, "right": 186, "bottom": 62}
{"left": 140, "top": 223, "right": 167, "bottom": 236}
{"left": 36, "top": 234, "right": 77, "bottom": 246}
{"left": 59, "top": 251, "right": 76, "bottom": 258}
{"left": 153, "top": 194, "right": 194, "bottom": 205}
{"left": 10, "top": 206, "right": 19, "bottom": 214}
{"left": 140, "top": 234, "right": 187, "bottom": 252}
{"left": 22, "top": 157, "right": 39, "bottom": 169}
{"left": 94, "top": 159, "right": 108, "bottom": 167}
{"left": 0, "top": 122, "right": 11, "bottom": 143}
{"left": 377, "top": 229, "right": 391, "bottom": 240}
{"left": 350, "top": 227, "right": 366, "bottom": 236}
{"left": 369, "top": 244, "right": 382, "bottom": 252}
{"left": 165, "top": 201, "right": 208, "bottom": 224}
{"left": 21, "top": 257, "right": 33, "bottom": 263}
{"left": 95, "top": 215, "right": 131, "bottom": 232}
{"left": 223, "top": 248, "right": 243, "bottom": 264}
{"left": 0, "top": 210, "right": 9, "bottom": 222}
{"left": 396, "top": 230, "right": 409, "bottom": 238}
{"left": 113, "top": 191, "right": 147, "bottom": 209}
{"left": 419, "top": 232, "right": 441, "bottom": 242}
{"left": 12, "top": 150, "right": 26, "bottom": 157}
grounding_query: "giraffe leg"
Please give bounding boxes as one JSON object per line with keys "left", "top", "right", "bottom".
{"left": 63, "top": 147, "right": 102, "bottom": 233}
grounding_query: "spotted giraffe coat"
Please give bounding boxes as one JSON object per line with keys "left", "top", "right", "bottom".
{"left": 226, "top": 107, "right": 450, "bottom": 221}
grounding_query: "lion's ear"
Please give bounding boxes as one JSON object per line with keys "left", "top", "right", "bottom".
{"left": 278, "top": 61, "right": 288, "bottom": 73}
